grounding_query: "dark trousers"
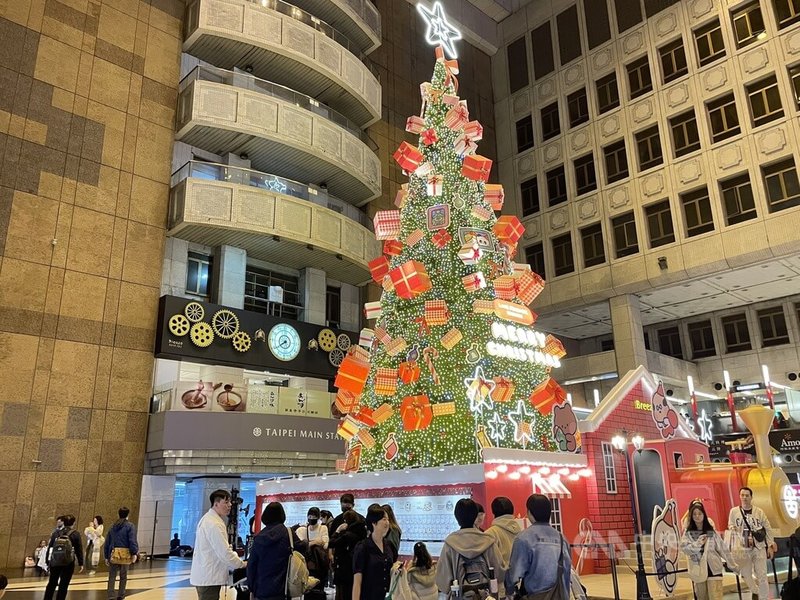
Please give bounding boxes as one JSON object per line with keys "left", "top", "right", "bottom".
{"left": 44, "top": 563, "right": 75, "bottom": 600}
{"left": 107, "top": 563, "right": 130, "bottom": 599}
{"left": 335, "top": 582, "right": 353, "bottom": 600}
{"left": 196, "top": 585, "right": 222, "bottom": 600}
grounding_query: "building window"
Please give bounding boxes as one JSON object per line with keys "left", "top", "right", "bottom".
{"left": 525, "top": 242, "right": 546, "bottom": 277}
{"left": 547, "top": 166, "right": 568, "bottom": 206}
{"left": 601, "top": 442, "right": 618, "bottom": 494}
{"left": 669, "top": 110, "right": 701, "bottom": 158}
{"left": 552, "top": 233, "right": 575, "bottom": 276}
{"left": 688, "top": 320, "right": 716, "bottom": 358}
{"left": 541, "top": 102, "right": 561, "bottom": 141}
{"left": 659, "top": 38, "right": 688, "bottom": 84}
{"left": 600, "top": 338, "right": 615, "bottom": 351}
{"left": 604, "top": 140, "right": 629, "bottom": 184}
{"left": 516, "top": 115, "right": 535, "bottom": 153}
{"left": 581, "top": 223, "right": 606, "bottom": 268}
{"left": 790, "top": 65, "right": 800, "bottom": 109}
{"left": 507, "top": 36, "right": 530, "bottom": 93}
{"left": 326, "top": 286, "right": 341, "bottom": 328}
{"left": 680, "top": 187, "right": 715, "bottom": 237}
{"left": 763, "top": 158, "right": 800, "bottom": 212}
{"left": 747, "top": 75, "right": 784, "bottom": 128}
{"left": 574, "top": 153, "right": 597, "bottom": 195}
{"left": 521, "top": 177, "right": 540, "bottom": 216}
{"left": 694, "top": 19, "right": 726, "bottom": 67}
{"left": 568, "top": 88, "right": 589, "bottom": 128}
{"left": 758, "top": 306, "right": 790, "bottom": 346}
{"left": 186, "top": 252, "right": 212, "bottom": 297}
{"left": 644, "top": 200, "right": 675, "bottom": 248}
{"left": 635, "top": 125, "right": 663, "bottom": 171}
{"left": 774, "top": 0, "right": 800, "bottom": 29}
{"left": 720, "top": 174, "right": 757, "bottom": 225}
{"left": 707, "top": 93, "right": 741, "bottom": 143}
{"left": 732, "top": 2, "right": 766, "bottom": 48}
{"left": 721, "top": 313, "right": 752, "bottom": 352}
{"left": 657, "top": 326, "right": 683, "bottom": 359}
{"left": 244, "top": 267, "right": 301, "bottom": 319}
{"left": 626, "top": 55, "right": 653, "bottom": 99}
{"left": 596, "top": 72, "right": 620, "bottom": 114}
{"left": 611, "top": 211, "right": 639, "bottom": 258}
{"left": 550, "top": 498, "right": 563, "bottom": 532}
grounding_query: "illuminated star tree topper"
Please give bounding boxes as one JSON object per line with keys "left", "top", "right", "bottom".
{"left": 416, "top": 1, "right": 462, "bottom": 58}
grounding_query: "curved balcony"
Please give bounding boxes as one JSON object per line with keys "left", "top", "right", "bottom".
{"left": 176, "top": 70, "right": 381, "bottom": 204}
{"left": 184, "top": 0, "right": 381, "bottom": 126}
{"left": 278, "top": 0, "right": 381, "bottom": 55}
{"left": 169, "top": 161, "right": 381, "bottom": 285}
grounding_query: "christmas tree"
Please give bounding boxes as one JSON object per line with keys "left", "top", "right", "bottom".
{"left": 332, "top": 2, "right": 568, "bottom": 471}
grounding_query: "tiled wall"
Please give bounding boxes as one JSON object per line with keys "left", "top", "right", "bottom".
{"left": 0, "top": 0, "right": 182, "bottom": 568}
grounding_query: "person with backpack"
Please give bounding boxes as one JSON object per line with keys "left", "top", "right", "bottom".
{"left": 104, "top": 507, "right": 139, "bottom": 600}
{"left": 407, "top": 542, "right": 437, "bottom": 600}
{"left": 44, "top": 514, "right": 84, "bottom": 600}
{"left": 505, "top": 494, "right": 571, "bottom": 600}
{"left": 352, "top": 506, "right": 397, "bottom": 600}
{"left": 247, "top": 502, "right": 305, "bottom": 600}
{"left": 485, "top": 497, "right": 521, "bottom": 599}
{"left": 435, "top": 498, "right": 503, "bottom": 600}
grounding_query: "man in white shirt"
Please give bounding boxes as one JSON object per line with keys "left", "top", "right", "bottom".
{"left": 727, "top": 486, "right": 776, "bottom": 600}
{"left": 190, "top": 490, "right": 247, "bottom": 600}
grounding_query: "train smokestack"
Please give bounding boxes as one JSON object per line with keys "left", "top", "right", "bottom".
{"left": 738, "top": 405, "right": 773, "bottom": 469}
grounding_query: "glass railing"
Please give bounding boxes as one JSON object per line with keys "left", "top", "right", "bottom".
{"left": 180, "top": 65, "right": 378, "bottom": 150}
{"left": 171, "top": 160, "right": 371, "bottom": 227}
{"left": 243, "top": 0, "right": 379, "bottom": 78}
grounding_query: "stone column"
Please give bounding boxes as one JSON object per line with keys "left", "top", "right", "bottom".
{"left": 213, "top": 245, "right": 246, "bottom": 309}
{"left": 609, "top": 294, "right": 649, "bottom": 376}
{"left": 300, "top": 267, "right": 327, "bottom": 325}
{"left": 339, "top": 283, "right": 361, "bottom": 331}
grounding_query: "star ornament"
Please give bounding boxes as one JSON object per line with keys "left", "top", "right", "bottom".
{"left": 487, "top": 412, "right": 506, "bottom": 443}
{"left": 416, "top": 2, "right": 462, "bottom": 58}
{"left": 508, "top": 400, "right": 536, "bottom": 448}
{"left": 464, "top": 365, "right": 496, "bottom": 414}
{"left": 267, "top": 177, "right": 287, "bottom": 194}
{"left": 697, "top": 409, "right": 713, "bottom": 443}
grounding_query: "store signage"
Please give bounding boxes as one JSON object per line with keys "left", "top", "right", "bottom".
{"left": 155, "top": 295, "right": 357, "bottom": 378}
{"left": 732, "top": 382, "right": 763, "bottom": 392}
{"left": 769, "top": 428, "right": 800, "bottom": 453}
{"left": 147, "top": 410, "right": 345, "bottom": 454}
{"left": 634, "top": 400, "right": 652, "bottom": 411}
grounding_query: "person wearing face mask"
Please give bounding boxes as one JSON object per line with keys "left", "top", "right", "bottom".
{"left": 297, "top": 508, "right": 330, "bottom": 600}
{"left": 297, "top": 508, "right": 329, "bottom": 549}
{"left": 329, "top": 494, "right": 361, "bottom": 539}
{"left": 352, "top": 506, "right": 397, "bottom": 600}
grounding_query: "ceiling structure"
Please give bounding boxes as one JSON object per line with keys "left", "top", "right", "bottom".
{"left": 536, "top": 258, "right": 800, "bottom": 340}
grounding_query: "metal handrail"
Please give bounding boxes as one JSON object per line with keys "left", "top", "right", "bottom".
{"left": 179, "top": 65, "right": 378, "bottom": 150}
{"left": 171, "top": 160, "right": 370, "bottom": 227}
{"left": 242, "top": 0, "right": 380, "bottom": 78}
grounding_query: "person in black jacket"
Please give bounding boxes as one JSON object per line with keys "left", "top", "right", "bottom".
{"left": 328, "top": 510, "right": 367, "bottom": 600}
{"left": 247, "top": 502, "right": 306, "bottom": 600}
{"left": 44, "top": 514, "right": 83, "bottom": 600}
{"left": 104, "top": 507, "right": 139, "bottom": 600}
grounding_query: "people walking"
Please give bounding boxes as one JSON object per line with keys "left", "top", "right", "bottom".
{"left": 352, "top": 506, "right": 397, "bottom": 600}
{"left": 190, "top": 490, "right": 246, "bottom": 600}
{"left": 84, "top": 516, "right": 104, "bottom": 575}
{"left": 104, "top": 507, "right": 139, "bottom": 600}
{"left": 727, "top": 486, "right": 775, "bottom": 600}
{"left": 407, "top": 542, "right": 437, "bottom": 600}
{"left": 484, "top": 497, "right": 520, "bottom": 599}
{"left": 43, "top": 514, "right": 84, "bottom": 600}
{"left": 681, "top": 501, "right": 738, "bottom": 600}
{"left": 505, "top": 494, "right": 571, "bottom": 599}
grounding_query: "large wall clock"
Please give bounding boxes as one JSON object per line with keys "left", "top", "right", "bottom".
{"left": 268, "top": 323, "right": 302, "bottom": 361}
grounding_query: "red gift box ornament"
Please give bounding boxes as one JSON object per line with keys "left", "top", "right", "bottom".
{"left": 352, "top": 405, "right": 377, "bottom": 427}
{"left": 483, "top": 184, "right": 505, "bottom": 211}
{"left": 373, "top": 210, "right": 402, "bottom": 240}
{"left": 368, "top": 255, "right": 390, "bottom": 283}
{"left": 389, "top": 260, "right": 432, "bottom": 299}
{"left": 492, "top": 377, "right": 515, "bottom": 402}
{"left": 544, "top": 334, "right": 567, "bottom": 359}
{"left": 431, "top": 230, "right": 452, "bottom": 248}
{"left": 529, "top": 377, "right": 567, "bottom": 415}
{"left": 493, "top": 275, "right": 517, "bottom": 300}
{"left": 421, "top": 128, "right": 438, "bottom": 146}
{"left": 384, "top": 239, "right": 403, "bottom": 257}
{"left": 398, "top": 361, "right": 421, "bottom": 384}
{"left": 424, "top": 299, "right": 450, "bottom": 326}
{"left": 393, "top": 141, "right": 423, "bottom": 172}
{"left": 461, "top": 155, "right": 493, "bottom": 182}
{"left": 335, "top": 390, "right": 359, "bottom": 414}
{"left": 375, "top": 367, "right": 399, "bottom": 396}
{"left": 334, "top": 354, "right": 370, "bottom": 394}
{"left": 400, "top": 395, "right": 433, "bottom": 431}
{"left": 406, "top": 115, "right": 425, "bottom": 134}
{"left": 444, "top": 101, "right": 470, "bottom": 130}
{"left": 514, "top": 270, "right": 545, "bottom": 304}
{"left": 493, "top": 215, "right": 525, "bottom": 245}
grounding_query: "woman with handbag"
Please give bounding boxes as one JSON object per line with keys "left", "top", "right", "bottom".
{"left": 104, "top": 507, "right": 139, "bottom": 600}
{"left": 85, "top": 516, "right": 105, "bottom": 575}
{"left": 681, "top": 502, "right": 738, "bottom": 600}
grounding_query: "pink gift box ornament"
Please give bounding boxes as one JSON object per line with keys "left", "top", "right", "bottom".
{"left": 406, "top": 115, "right": 425, "bottom": 134}
{"left": 373, "top": 210, "right": 402, "bottom": 240}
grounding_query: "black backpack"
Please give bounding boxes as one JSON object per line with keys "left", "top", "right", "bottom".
{"left": 50, "top": 529, "right": 75, "bottom": 568}
{"left": 456, "top": 553, "right": 491, "bottom": 600}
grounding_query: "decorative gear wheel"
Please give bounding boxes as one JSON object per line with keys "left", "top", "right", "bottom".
{"left": 329, "top": 348, "right": 345, "bottom": 366}
{"left": 190, "top": 322, "right": 214, "bottom": 347}
{"left": 211, "top": 309, "right": 239, "bottom": 339}
{"left": 184, "top": 302, "right": 205, "bottom": 323}
{"left": 318, "top": 328, "right": 337, "bottom": 352}
{"left": 337, "top": 334, "right": 352, "bottom": 351}
{"left": 232, "top": 331, "right": 252, "bottom": 352}
{"left": 168, "top": 314, "right": 190, "bottom": 336}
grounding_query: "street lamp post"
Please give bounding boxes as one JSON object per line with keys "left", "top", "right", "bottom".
{"left": 611, "top": 433, "right": 652, "bottom": 600}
